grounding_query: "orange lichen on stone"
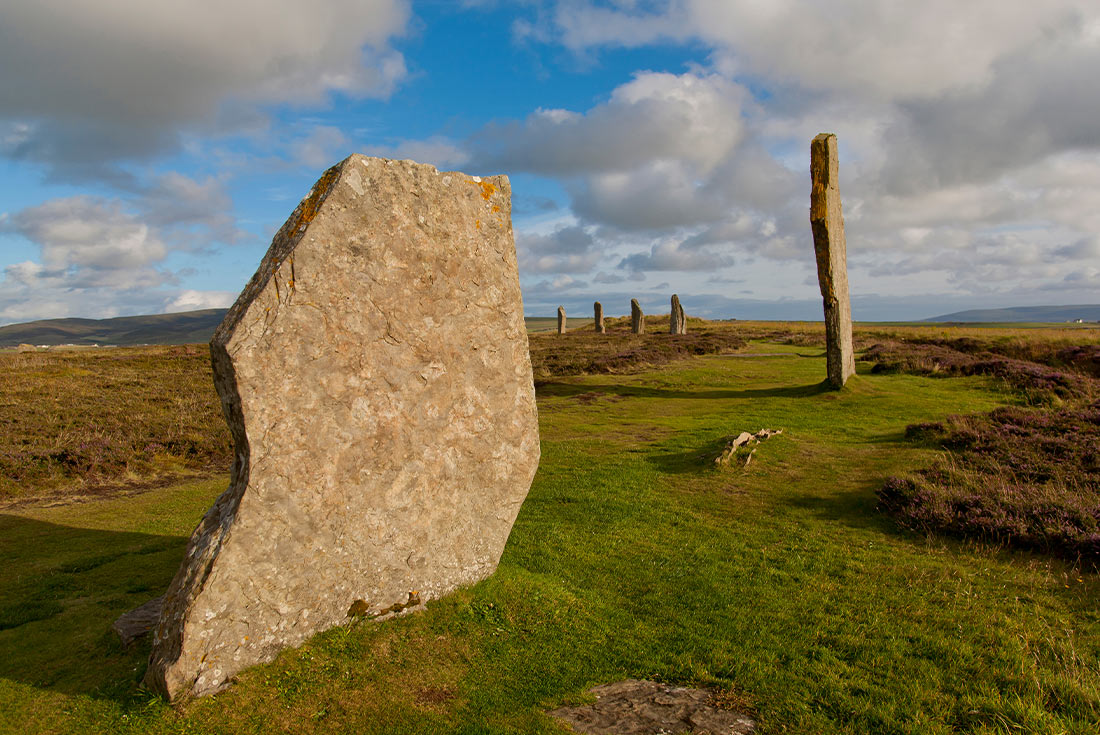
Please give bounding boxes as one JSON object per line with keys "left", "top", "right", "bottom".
{"left": 491, "top": 205, "right": 500, "bottom": 213}
{"left": 477, "top": 180, "right": 496, "bottom": 200}
{"left": 287, "top": 166, "right": 340, "bottom": 235}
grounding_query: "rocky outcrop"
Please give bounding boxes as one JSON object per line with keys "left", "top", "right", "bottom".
{"left": 142, "top": 155, "right": 540, "bottom": 700}
{"left": 810, "top": 133, "right": 855, "bottom": 388}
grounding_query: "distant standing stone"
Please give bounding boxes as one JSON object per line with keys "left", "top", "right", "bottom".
{"left": 142, "top": 155, "right": 541, "bottom": 701}
{"left": 631, "top": 299, "right": 645, "bottom": 335}
{"left": 594, "top": 301, "right": 605, "bottom": 333}
{"left": 810, "top": 133, "right": 855, "bottom": 388}
{"left": 669, "top": 294, "right": 686, "bottom": 335}
{"left": 557, "top": 305, "right": 567, "bottom": 334}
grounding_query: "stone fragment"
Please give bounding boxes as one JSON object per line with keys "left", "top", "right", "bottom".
{"left": 143, "top": 155, "right": 540, "bottom": 700}
{"left": 669, "top": 294, "right": 686, "bottom": 335}
{"left": 558, "top": 305, "right": 567, "bottom": 334}
{"left": 714, "top": 429, "right": 782, "bottom": 467}
{"left": 549, "top": 679, "right": 755, "bottom": 735}
{"left": 631, "top": 299, "right": 645, "bottom": 335}
{"left": 112, "top": 595, "right": 164, "bottom": 647}
{"left": 810, "top": 133, "right": 855, "bottom": 388}
{"left": 594, "top": 301, "right": 605, "bottom": 333}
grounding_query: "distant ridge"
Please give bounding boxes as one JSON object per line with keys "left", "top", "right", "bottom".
{"left": 925, "top": 305, "right": 1100, "bottom": 323}
{"left": 2, "top": 309, "right": 576, "bottom": 346}
{"left": 0, "top": 309, "right": 229, "bottom": 347}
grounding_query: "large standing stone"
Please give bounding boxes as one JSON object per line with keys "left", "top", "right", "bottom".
{"left": 143, "top": 155, "right": 540, "bottom": 700}
{"left": 593, "top": 301, "right": 605, "bottom": 333}
{"left": 557, "top": 305, "right": 567, "bottom": 334}
{"left": 810, "top": 134, "right": 855, "bottom": 388}
{"left": 669, "top": 294, "right": 686, "bottom": 335}
{"left": 631, "top": 299, "right": 645, "bottom": 335}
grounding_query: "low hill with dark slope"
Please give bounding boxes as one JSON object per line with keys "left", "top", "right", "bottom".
{"left": 2, "top": 310, "right": 596, "bottom": 346}
{"left": 0, "top": 309, "right": 229, "bottom": 346}
{"left": 926, "top": 305, "right": 1100, "bottom": 323}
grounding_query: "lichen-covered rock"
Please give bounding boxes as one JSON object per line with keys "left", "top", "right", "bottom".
{"left": 594, "top": 301, "right": 605, "bottom": 333}
{"left": 558, "top": 305, "right": 567, "bottom": 334}
{"left": 810, "top": 133, "right": 855, "bottom": 388}
{"left": 144, "top": 155, "right": 540, "bottom": 700}
{"left": 631, "top": 299, "right": 644, "bottom": 335}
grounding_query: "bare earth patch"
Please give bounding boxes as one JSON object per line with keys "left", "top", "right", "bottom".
{"left": 549, "top": 680, "right": 755, "bottom": 735}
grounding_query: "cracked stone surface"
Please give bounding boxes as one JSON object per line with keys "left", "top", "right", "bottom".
{"left": 143, "top": 155, "right": 540, "bottom": 700}
{"left": 550, "top": 680, "right": 755, "bottom": 735}
{"left": 810, "top": 133, "right": 855, "bottom": 389}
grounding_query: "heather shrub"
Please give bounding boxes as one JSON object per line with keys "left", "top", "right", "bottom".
{"left": 878, "top": 401, "right": 1100, "bottom": 562}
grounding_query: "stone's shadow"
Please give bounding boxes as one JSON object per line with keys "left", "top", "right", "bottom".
{"left": 535, "top": 380, "right": 832, "bottom": 402}
{"left": 0, "top": 514, "right": 185, "bottom": 701}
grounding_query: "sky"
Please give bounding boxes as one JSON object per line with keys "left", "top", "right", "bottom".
{"left": 1, "top": 0, "right": 1099, "bottom": 325}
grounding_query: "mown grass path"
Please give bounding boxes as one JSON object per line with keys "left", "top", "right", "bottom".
{"left": 2, "top": 344, "right": 1098, "bottom": 734}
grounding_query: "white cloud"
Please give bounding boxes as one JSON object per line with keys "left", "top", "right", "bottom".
{"left": 619, "top": 239, "right": 735, "bottom": 272}
{"left": 517, "top": 225, "right": 601, "bottom": 274}
{"left": 471, "top": 71, "right": 747, "bottom": 177}
{"left": 0, "top": 190, "right": 242, "bottom": 325}
{"left": 0, "top": 0, "right": 411, "bottom": 175}
{"left": 164, "top": 289, "right": 236, "bottom": 313}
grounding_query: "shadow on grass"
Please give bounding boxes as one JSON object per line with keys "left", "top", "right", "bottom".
{"left": 535, "top": 380, "right": 833, "bottom": 401}
{"left": 0, "top": 514, "right": 184, "bottom": 702}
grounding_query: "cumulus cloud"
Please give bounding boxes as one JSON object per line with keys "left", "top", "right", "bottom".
{"left": 471, "top": 71, "right": 747, "bottom": 177}
{"left": 619, "top": 239, "right": 735, "bottom": 272}
{"left": 0, "top": 189, "right": 240, "bottom": 325}
{"left": 517, "top": 225, "right": 601, "bottom": 274}
{"left": 0, "top": 0, "right": 411, "bottom": 176}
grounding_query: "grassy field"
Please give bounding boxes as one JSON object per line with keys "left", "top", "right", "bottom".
{"left": 4, "top": 333, "right": 1100, "bottom": 734}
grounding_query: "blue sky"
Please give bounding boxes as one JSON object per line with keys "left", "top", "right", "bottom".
{"left": 2, "top": 0, "right": 1099, "bottom": 325}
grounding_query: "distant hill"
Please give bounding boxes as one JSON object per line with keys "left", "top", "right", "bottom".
{"left": 0, "top": 309, "right": 229, "bottom": 347}
{"left": 925, "top": 305, "right": 1100, "bottom": 323}
{"left": 1, "top": 309, "right": 585, "bottom": 346}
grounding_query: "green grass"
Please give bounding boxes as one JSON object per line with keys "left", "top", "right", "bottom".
{"left": 3, "top": 344, "right": 1100, "bottom": 733}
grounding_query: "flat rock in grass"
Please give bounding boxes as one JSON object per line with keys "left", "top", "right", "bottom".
{"left": 550, "top": 679, "right": 755, "bottom": 734}
{"left": 143, "top": 155, "right": 540, "bottom": 701}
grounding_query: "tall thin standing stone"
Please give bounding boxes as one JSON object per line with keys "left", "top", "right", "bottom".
{"left": 669, "top": 294, "right": 686, "bottom": 335}
{"left": 557, "top": 305, "right": 567, "bottom": 334}
{"left": 810, "top": 133, "right": 855, "bottom": 388}
{"left": 631, "top": 299, "right": 644, "bottom": 335}
{"left": 594, "top": 301, "right": 605, "bottom": 333}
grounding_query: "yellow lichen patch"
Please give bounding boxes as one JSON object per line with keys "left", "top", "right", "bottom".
{"left": 477, "top": 180, "right": 495, "bottom": 200}
{"left": 475, "top": 219, "right": 481, "bottom": 230}
{"left": 491, "top": 205, "right": 500, "bottom": 213}
{"left": 287, "top": 166, "right": 341, "bottom": 234}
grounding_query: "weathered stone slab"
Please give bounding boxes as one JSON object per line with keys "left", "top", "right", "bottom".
{"left": 549, "top": 680, "right": 755, "bottom": 734}
{"left": 144, "top": 155, "right": 540, "bottom": 700}
{"left": 669, "top": 294, "right": 686, "bottom": 335}
{"left": 594, "top": 301, "right": 605, "bottom": 333}
{"left": 810, "top": 133, "right": 855, "bottom": 388}
{"left": 557, "top": 305, "right": 567, "bottom": 334}
{"left": 631, "top": 299, "right": 644, "bottom": 335}
{"left": 112, "top": 595, "right": 164, "bottom": 647}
